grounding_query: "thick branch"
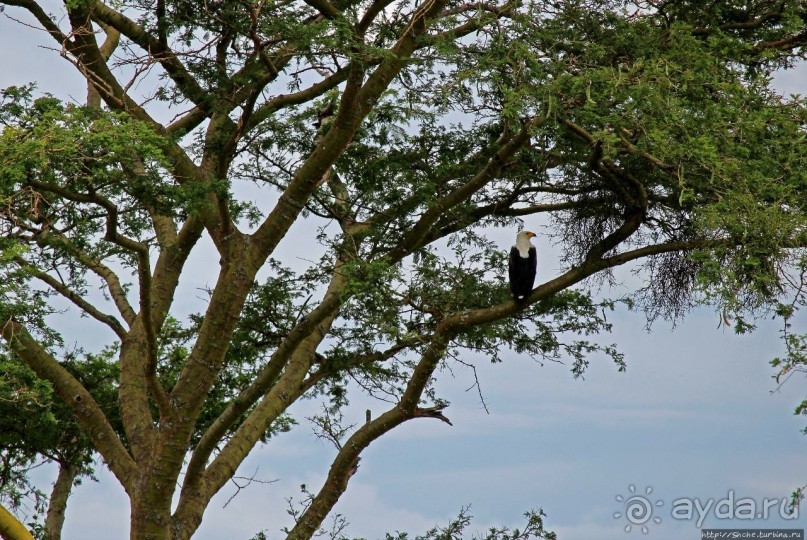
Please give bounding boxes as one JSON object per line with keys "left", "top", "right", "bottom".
{"left": 177, "top": 244, "right": 358, "bottom": 523}
{"left": 80, "top": 253, "right": 137, "bottom": 327}
{"left": 89, "top": 1, "right": 210, "bottom": 107}
{"left": 171, "top": 349, "right": 316, "bottom": 537}
{"left": 248, "top": 67, "right": 364, "bottom": 261}
{"left": 756, "top": 30, "right": 807, "bottom": 51}
{"left": 135, "top": 254, "right": 170, "bottom": 420}
{"left": 86, "top": 20, "right": 120, "bottom": 108}
{"left": 164, "top": 239, "right": 275, "bottom": 475}
{"left": 250, "top": 0, "right": 449, "bottom": 265}
{"left": 303, "top": 0, "right": 342, "bottom": 19}
{"left": 43, "top": 462, "right": 79, "bottom": 540}
{"left": 120, "top": 158, "right": 178, "bottom": 252}
{"left": 0, "top": 320, "right": 137, "bottom": 491}
{"left": 149, "top": 216, "right": 205, "bottom": 326}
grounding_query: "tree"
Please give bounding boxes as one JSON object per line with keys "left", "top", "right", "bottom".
{"left": 0, "top": 0, "right": 805, "bottom": 538}
{"left": 0, "top": 349, "right": 118, "bottom": 540}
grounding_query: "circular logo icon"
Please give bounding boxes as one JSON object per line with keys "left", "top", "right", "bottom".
{"left": 614, "top": 485, "right": 663, "bottom": 533}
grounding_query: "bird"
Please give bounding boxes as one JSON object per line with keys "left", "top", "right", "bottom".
{"left": 508, "top": 230, "right": 537, "bottom": 304}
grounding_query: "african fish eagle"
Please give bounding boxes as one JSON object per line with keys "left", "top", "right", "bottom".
{"left": 508, "top": 231, "right": 537, "bottom": 303}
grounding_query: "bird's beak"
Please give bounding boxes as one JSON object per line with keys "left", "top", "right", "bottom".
{"left": 528, "top": 232, "right": 536, "bottom": 238}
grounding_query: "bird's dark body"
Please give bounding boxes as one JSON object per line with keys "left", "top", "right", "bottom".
{"left": 508, "top": 246, "right": 537, "bottom": 302}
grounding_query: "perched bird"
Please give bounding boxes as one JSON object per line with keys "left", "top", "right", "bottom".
{"left": 508, "top": 231, "right": 537, "bottom": 303}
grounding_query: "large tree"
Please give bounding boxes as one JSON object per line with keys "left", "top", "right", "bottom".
{"left": 0, "top": 0, "right": 805, "bottom": 538}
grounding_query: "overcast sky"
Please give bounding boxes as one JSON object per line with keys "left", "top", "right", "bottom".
{"left": 1, "top": 6, "right": 806, "bottom": 540}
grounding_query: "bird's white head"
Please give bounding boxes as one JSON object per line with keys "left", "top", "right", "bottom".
{"left": 515, "top": 230, "right": 536, "bottom": 256}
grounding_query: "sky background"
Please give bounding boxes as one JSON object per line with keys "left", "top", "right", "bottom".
{"left": 1, "top": 5, "right": 806, "bottom": 540}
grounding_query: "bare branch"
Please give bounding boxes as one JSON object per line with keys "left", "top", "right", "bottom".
{"left": 221, "top": 467, "right": 277, "bottom": 509}
{"left": 1, "top": 0, "right": 69, "bottom": 45}
{"left": 31, "top": 230, "right": 137, "bottom": 327}
{"left": 13, "top": 256, "right": 127, "bottom": 339}
{"left": 89, "top": 2, "right": 211, "bottom": 108}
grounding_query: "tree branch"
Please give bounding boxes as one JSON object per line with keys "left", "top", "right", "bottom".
{"left": 1, "top": 0, "right": 69, "bottom": 44}
{"left": 756, "top": 29, "right": 807, "bottom": 51}
{"left": 89, "top": 1, "right": 211, "bottom": 108}
{"left": 0, "top": 320, "right": 137, "bottom": 491}
{"left": 135, "top": 253, "right": 171, "bottom": 421}
{"left": 13, "top": 256, "right": 127, "bottom": 339}
{"left": 442, "top": 233, "right": 717, "bottom": 333}
{"left": 148, "top": 216, "right": 205, "bottom": 327}
{"left": 302, "top": 0, "right": 342, "bottom": 19}
{"left": 43, "top": 462, "right": 79, "bottom": 540}
{"left": 30, "top": 2, "right": 206, "bottom": 206}
{"left": 240, "top": 67, "right": 350, "bottom": 134}
{"left": 250, "top": 0, "right": 449, "bottom": 266}
{"left": 430, "top": 0, "right": 517, "bottom": 41}
{"left": 26, "top": 179, "right": 148, "bottom": 255}
{"left": 388, "top": 115, "right": 547, "bottom": 259}
{"left": 285, "top": 333, "right": 453, "bottom": 540}
{"left": 32, "top": 231, "right": 136, "bottom": 327}
{"left": 692, "top": 9, "right": 785, "bottom": 36}
{"left": 86, "top": 19, "right": 120, "bottom": 108}
{"left": 177, "top": 242, "right": 358, "bottom": 518}
{"left": 357, "top": 0, "right": 396, "bottom": 34}
{"left": 28, "top": 169, "right": 168, "bottom": 442}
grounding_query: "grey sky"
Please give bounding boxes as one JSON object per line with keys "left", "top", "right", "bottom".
{"left": 1, "top": 5, "right": 806, "bottom": 540}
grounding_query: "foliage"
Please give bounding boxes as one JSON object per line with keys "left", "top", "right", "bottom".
{"left": 380, "top": 507, "right": 556, "bottom": 540}
{"left": 0, "top": 350, "right": 109, "bottom": 533}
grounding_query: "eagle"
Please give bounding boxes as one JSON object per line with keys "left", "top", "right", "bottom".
{"left": 508, "top": 231, "right": 537, "bottom": 303}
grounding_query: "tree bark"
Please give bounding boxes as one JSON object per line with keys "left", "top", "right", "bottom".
{"left": 43, "top": 463, "right": 79, "bottom": 540}
{"left": 129, "top": 472, "right": 174, "bottom": 540}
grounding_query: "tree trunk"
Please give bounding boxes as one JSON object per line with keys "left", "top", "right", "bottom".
{"left": 129, "top": 458, "right": 185, "bottom": 540}
{"left": 44, "top": 462, "right": 79, "bottom": 540}
{"left": 130, "top": 494, "right": 172, "bottom": 540}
